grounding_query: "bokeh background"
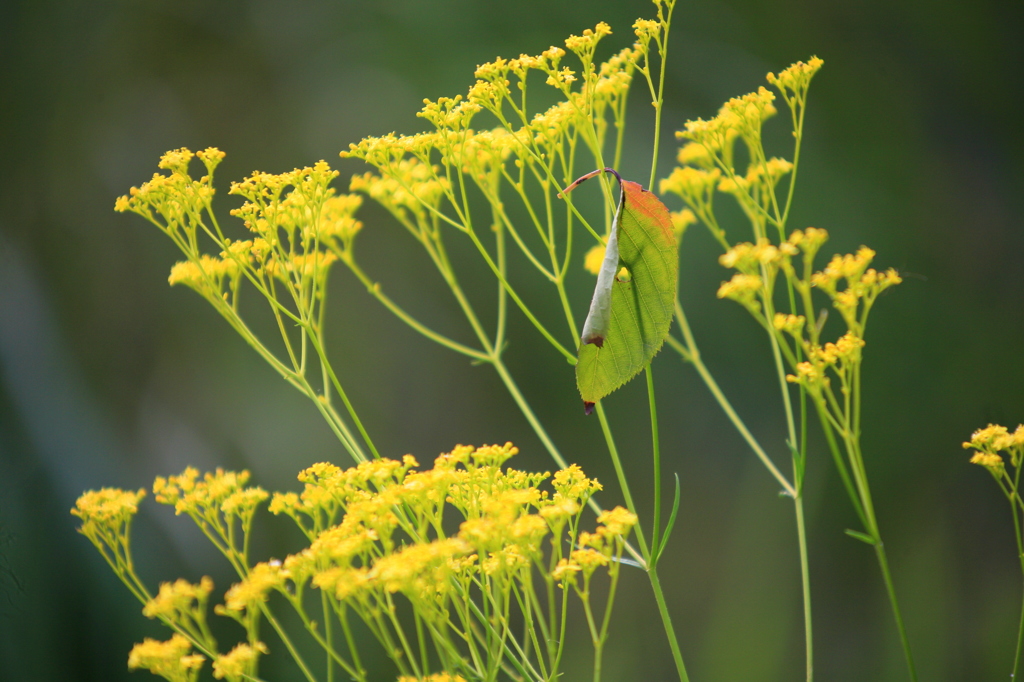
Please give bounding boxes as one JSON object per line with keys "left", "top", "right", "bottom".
{"left": 2, "top": 0, "right": 1022, "bottom": 680}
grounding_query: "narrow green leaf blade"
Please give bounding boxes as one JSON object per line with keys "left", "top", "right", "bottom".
{"left": 844, "top": 529, "right": 878, "bottom": 545}
{"left": 569, "top": 170, "right": 678, "bottom": 407}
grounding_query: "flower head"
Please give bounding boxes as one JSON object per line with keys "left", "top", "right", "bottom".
{"left": 212, "top": 642, "right": 268, "bottom": 681}
{"left": 127, "top": 634, "right": 204, "bottom": 682}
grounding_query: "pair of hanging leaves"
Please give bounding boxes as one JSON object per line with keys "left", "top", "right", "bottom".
{"left": 563, "top": 169, "right": 678, "bottom": 413}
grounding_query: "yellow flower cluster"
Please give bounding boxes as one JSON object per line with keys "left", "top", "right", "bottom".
{"left": 212, "top": 642, "right": 268, "bottom": 682}
{"left": 119, "top": 149, "right": 358, "bottom": 312}
{"left": 127, "top": 634, "right": 204, "bottom": 682}
{"left": 716, "top": 273, "right": 763, "bottom": 311}
{"left": 72, "top": 488, "right": 147, "bottom": 566}
{"left": 595, "top": 46, "right": 639, "bottom": 99}
{"left": 114, "top": 147, "right": 224, "bottom": 230}
{"left": 565, "top": 22, "right": 613, "bottom": 56}
{"left": 810, "top": 247, "right": 902, "bottom": 329}
{"left": 167, "top": 254, "right": 239, "bottom": 295}
{"left": 551, "top": 507, "right": 637, "bottom": 588}
{"left": 349, "top": 158, "right": 449, "bottom": 226}
{"left": 418, "top": 95, "right": 482, "bottom": 132}
{"left": 143, "top": 577, "right": 214, "bottom": 620}
{"left": 154, "top": 467, "right": 267, "bottom": 518}
{"left": 210, "top": 444, "right": 623, "bottom": 621}
{"left": 661, "top": 58, "right": 823, "bottom": 241}
{"left": 767, "top": 57, "right": 824, "bottom": 104}
{"left": 659, "top": 166, "right": 722, "bottom": 209}
{"left": 786, "top": 333, "right": 866, "bottom": 390}
{"left": 340, "top": 20, "right": 642, "bottom": 236}
{"left": 773, "top": 313, "right": 806, "bottom": 336}
{"left": 676, "top": 87, "right": 776, "bottom": 166}
{"left": 717, "top": 157, "right": 793, "bottom": 199}
{"left": 72, "top": 487, "right": 146, "bottom": 530}
{"left": 215, "top": 445, "right": 626, "bottom": 675}
{"left": 964, "top": 423, "right": 1024, "bottom": 470}
{"left": 719, "top": 237, "right": 794, "bottom": 272}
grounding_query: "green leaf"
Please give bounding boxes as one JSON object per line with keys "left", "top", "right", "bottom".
{"left": 564, "top": 169, "right": 678, "bottom": 410}
{"left": 844, "top": 529, "right": 877, "bottom": 545}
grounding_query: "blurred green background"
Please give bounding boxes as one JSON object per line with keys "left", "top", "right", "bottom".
{"left": 1, "top": 0, "right": 1022, "bottom": 680}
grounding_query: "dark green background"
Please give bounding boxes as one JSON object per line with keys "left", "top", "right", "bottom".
{"left": 2, "top": 0, "right": 1022, "bottom": 679}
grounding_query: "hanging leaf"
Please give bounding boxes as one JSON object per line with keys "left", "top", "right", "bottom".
{"left": 563, "top": 168, "right": 678, "bottom": 413}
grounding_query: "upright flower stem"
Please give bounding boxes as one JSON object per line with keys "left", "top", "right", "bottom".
{"left": 873, "top": 540, "right": 917, "bottom": 681}
{"left": 671, "top": 297, "right": 816, "bottom": 679}
{"left": 795, "top": 495, "right": 813, "bottom": 681}
{"left": 593, "top": 401, "right": 690, "bottom": 682}
{"left": 647, "top": 364, "right": 663, "bottom": 559}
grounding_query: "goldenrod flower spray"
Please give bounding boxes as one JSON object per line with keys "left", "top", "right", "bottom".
{"left": 77, "top": 2, "right": 923, "bottom": 680}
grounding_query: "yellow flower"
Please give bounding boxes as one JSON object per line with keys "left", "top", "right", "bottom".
{"left": 223, "top": 562, "right": 283, "bottom": 612}
{"left": 571, "top": 547, "right": 610, "bottom": 576}
{"left": 773, "top": 313, "right": 805, "bottom": 336}
{"left": 564, "top": 22, "right": 612, "bottom": 56}
{"left": 678, "top": 109, "right": 740, "bottom": 158}
{"left": 72, "top": 488, "right": 146, "bottom": 528}
{"left": 127, "top": 634, "right": 204, "bottom": 682}
{"left": 584, "top": 243, "right": 606, "bottom": 275}
{"left": 167, "top": 255, "right": 238, "bottom": 295}
{"left": 482, "top": 544, "right": 531, "bottom": 576}
{"left": 659, "top": 166, "right": 721, "bottom": 205}
{"left": 418, "top": 95, "right": 482, "bottom": 131}
{"left": 719, "top": 239, "right": 782, "bottom": 271}
{"left": 470, "top": 442, "right": 520, "bottom": 467}
{"left": 716, "top": 273, "right": 762, "bottom": 308}
{"left": 313, "top": 566, "right": 371, "bottom": 600}
{"left": 369, "top": 538, "right": 470, "bottom": 594}
{"left": 306, "top": 521, "right": 377, "bottom": 564}
{"left": 596, "top": 506, "right": 637, "bottom": 538}
{"left": 196, "top": 147, "right": 226, "bottom": 174}
{"left": 545, "top": 66, "right": 578, "bottom": 88}
{"left": 595, "top": 46, "right": 638, "bottom": 98}
{"left": 143, "top": 577, "right": 214, "bottom": 620}
{"left": 633, "top": 18, "right": 660, "bottom": 46}
{"left": 539, "top": 498, "right": 580, "bottom": 524}
{"left": 349, "top": 159, "right": 449, "bottom": 221}
{"left": 212, "top": 642, "right": 268, "bottom": 681}
{"left": 158, "top": 148, "right": 195, "bottom": 173}
{"left": 964, "top": 424, "right": 1014, "bottom": 452}
{"left": 153, "top": 468, "right": 260, "bottom": 518}
{"left": 970, "top": 452, "right": 1004, "bottom": 469}
{"left": 542, "top": 46, "right": 566, "bottom": 63}
{"left": 669, "top": 209, "right": 696, "bottom": 238}
{"left": 676, "top": 141, "right": 714, "bottom": 169}
{"left": 786, "top": 361, "right": 821, "bottom": 387}
{"left": 551, "top": 558, "right": 582, "bottom": 584}
{"left": 720, "top": 87, "right": 777, "bottom": 142}
{"left": 552, "top": 464, "right": 602, "bottom": 501}
{"left": 767, "top": 57, "right": 824, "bottom": 97}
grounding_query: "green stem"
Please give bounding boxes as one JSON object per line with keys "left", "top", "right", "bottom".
{"left": 491, "top": 357, "right": 570, "bottom": 472}
{"left": 594, "top": 402, "right": 649, "bottom": 560}
{"left": 259, "top": 603, "right": 318, "bottom": 682}
{"left": 1007, "top": 469, "right": 1024, "bottom": 681}
{"left": 672, "top": 300, "right": 795, "bottom": 496}
{"left": 647, "top": 0, "right": 676, "bottom": 191}
{"left": 593, "top": 402, "right": 690, "bottom": 682}
{"left": 1014, "top": 576, "right": 1024, "bottom": 681}
{"left": 648, "top": 564, "right": 691, "bottom": 682}
{"left": 874, "top": 540, "right": 917, "bottom": 682}
{"left": 339, "top": 256, "right": 489, "bottom": 361}
{"left": 795, "top": 494, "right": 813, "bottom": 682}
{"left": 647, "top": 364, "right": 663, "bottom": 563}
